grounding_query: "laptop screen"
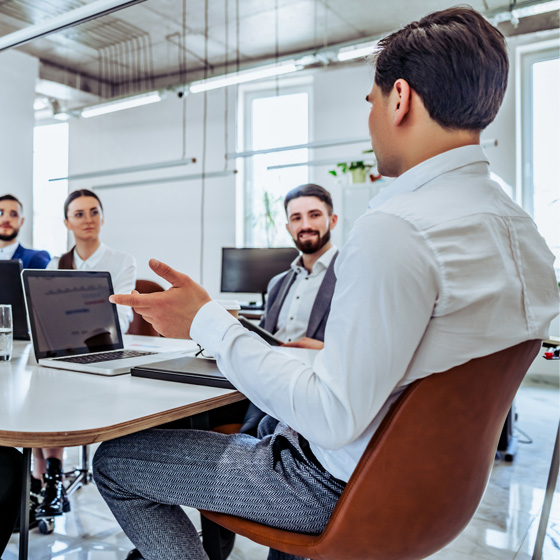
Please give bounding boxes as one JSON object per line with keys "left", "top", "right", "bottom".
{"left": 22, "top": 270, "right": 123, "bottom": 359}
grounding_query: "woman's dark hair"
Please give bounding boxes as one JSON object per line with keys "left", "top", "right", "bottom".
{"left": 372, "top": 7, "right": 509, "bottom": 131}
{"left": 63, "top": 189, "right": 103, "bottom": 219}
{"left": 284, "top": 183, "right": 333, "bottom": 216}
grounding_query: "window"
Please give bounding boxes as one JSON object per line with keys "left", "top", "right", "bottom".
{"left": 519, "top": 43, "right": 560, "bottom": 269}
{"left": 242, "top": 87, "right": 310, "bottom": 247}
{"left": 33, "top": 123, "right": 69, "bottom": 257}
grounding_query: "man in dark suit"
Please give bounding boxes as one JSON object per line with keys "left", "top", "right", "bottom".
{"left": 0, "top": 194, "right": 50, "bottom": 268}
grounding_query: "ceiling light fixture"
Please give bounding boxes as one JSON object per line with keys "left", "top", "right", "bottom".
{"left": 0, "top": 0, "right": 147, "bottom": 52}
{"left": 80, "top": 91, "right": 162, "bottom": 118}
{"left": 266, "top": 139, "right": 498, "bottom": 170}
{"left": 227, "top": 137, "right": 371, "bottom": 159}
{"left": 486, "top": 0, "right": 560, "bottom": 24}
{"left": 93, "top": 169, "right": 237, "bottom": 190}
{"left": 189, "top": 60, "right": 300, "bottom": 93}
{"left": 337, "top": 40, "right": 379, "bottom": 62}
{"left": 49, "top": 157, "right": 197, "bottom": 182}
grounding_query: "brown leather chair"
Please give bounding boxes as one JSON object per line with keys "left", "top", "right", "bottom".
{"left": 126, "top": 279, "right": 164, "bottom": 337}
{"left": 201, "top": 339, "right": 541, "bottom": 560}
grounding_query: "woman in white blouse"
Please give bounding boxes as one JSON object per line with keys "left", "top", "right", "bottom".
{"left": 36, "top": 189, "right": 137, "bottom": 519}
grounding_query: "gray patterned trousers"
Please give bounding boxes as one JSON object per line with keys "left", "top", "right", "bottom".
{"left": 93, "top": 417, "right": 345, "bottom": 560}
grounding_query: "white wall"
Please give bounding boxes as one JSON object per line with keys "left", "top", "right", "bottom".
{"left": 0, "top": 50, "right": 38, "bottom": 248}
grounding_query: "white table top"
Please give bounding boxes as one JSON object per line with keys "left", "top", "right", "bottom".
{"left": 0, "top": 335, "right": 245, "bottom": 447}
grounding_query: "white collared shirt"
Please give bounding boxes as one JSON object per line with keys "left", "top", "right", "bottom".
{"left": 0, "top": 240, "right": 18, "bottom": 260}
{"left": 192, "top": 145, "right": 559, "bottom": 482}
{"left": 275, "top": 246, "right": 337, "bottom": 342}
{"left": 48, "top": 243, "right": 136, "bottom": 333}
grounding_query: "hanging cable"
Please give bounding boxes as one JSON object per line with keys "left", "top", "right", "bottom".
{"left": 199, "top": 0, "right": 209, "bottom": 284}
{"left": 181, "top": 0, "right": 188, "bottom": 160}
{"left": 275, "top": 0, "right": 279, "bottom": 96}
{"left": 323, "top": 0, "right": 328, "bottom": 50}
{"left": 314, "top": 0, "right": 318, "bottom": 48}
{"left": 223, "top": 0, "right": 229, "bottom": 170}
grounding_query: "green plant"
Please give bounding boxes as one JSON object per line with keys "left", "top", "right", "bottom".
{"left": 328, "top": 150, "right": 377, "bottom": 183}
{"left": 252, "top": 190, "right": 283, "bottom": 247}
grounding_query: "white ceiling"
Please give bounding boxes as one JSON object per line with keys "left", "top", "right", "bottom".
{"left": 0, "top": 0, "right": 557, "bottom": 108}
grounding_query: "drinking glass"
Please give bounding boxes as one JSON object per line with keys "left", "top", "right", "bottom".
{"left": 0, "top": 304, "right": 13, "bottom": 361}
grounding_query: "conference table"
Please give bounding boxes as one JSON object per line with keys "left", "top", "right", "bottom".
{"left": 0, "top": 335, "right": 248, "bottom": 560}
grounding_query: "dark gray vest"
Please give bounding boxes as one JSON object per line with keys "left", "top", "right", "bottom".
{"left": 260, "top": 251, "right": 338, "bottom": 342}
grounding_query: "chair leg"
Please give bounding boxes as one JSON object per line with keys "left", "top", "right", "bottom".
{"left": 65, "top": 445, "right": 93, "bottom": 496}
{"left": 532, "top": 420, "right": 560, "bottom": 560}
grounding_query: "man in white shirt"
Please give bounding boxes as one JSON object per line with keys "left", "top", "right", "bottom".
{"left": 261, "top": 183, "right": 338, "bottom": 350}
{"left": 94, "top": 7, "right": 559, "bottom": 560}
{"left": 240, "top": 184, "right": 338, "bottom": 452}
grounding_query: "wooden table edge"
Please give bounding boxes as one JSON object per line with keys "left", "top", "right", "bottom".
{"left": 0, "top": 391, "right": 246, "bottom": 448}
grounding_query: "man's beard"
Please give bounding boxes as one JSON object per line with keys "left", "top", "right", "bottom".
{"left": 295, "top": 229, "right": 331, "bottom": 254}
{"left": 0, "top": 228, "right": 18, "bottom": 242}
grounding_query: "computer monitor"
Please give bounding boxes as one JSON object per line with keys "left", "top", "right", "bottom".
{"left": 221, "top": 247, "right": 299, "bottom": 309}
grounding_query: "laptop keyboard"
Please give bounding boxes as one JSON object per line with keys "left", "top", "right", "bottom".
{"left": 54, "top": 350, "right": 157, "bottom": 364}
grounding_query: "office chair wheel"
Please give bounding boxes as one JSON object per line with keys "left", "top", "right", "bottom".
{"left": 38, "top": 518, "right": 54, "bottom": 535}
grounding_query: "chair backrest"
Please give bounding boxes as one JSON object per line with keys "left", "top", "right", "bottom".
{"left": 126, "top": 279, "right": 164, "bottom": 336}
{"left": 201, "top": 339, "right": 541, "bottom": 560}
{"left": 316, "top": 339, "right": 541, "bottom": 560}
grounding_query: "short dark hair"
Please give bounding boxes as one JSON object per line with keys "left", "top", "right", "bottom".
{"left": 284, "top": 184, "right": 333, "bottom": 216}
{"left": 63, "top": 189, "right": 103, "bottom": 219}
{"left": 0, "top": 194, "right": 23, "bottom": 211}
{"left": 372, "top": 7, "right": 509, "bottom": 131}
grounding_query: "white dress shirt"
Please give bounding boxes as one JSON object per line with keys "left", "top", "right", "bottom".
{"left": 48, "top": 243, "right": 136, "bottom": 333}
{"left": 275, "top": 246, "right": 337, "bottom": 342}
{"left": 0, "top": 240, "right": 18, "bottom": 260}
{"left": 191, "top": 145, "right": 559, "bottom": 482}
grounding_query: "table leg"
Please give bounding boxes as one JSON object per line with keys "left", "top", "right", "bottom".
{"left": 532, "top": 421, "right": 560, "bottom": 560}
{"left": 18, "top": 448, "right": 31, "bottom": 560}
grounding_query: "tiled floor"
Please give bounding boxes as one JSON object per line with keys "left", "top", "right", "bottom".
{"left": 5, "top": 378, "right": 559, "bottom": 560}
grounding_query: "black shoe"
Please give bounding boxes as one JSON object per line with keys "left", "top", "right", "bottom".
{"left": 125, "top": 549, "right": 144, "bottom": 560}
{"left": 12, "top": 475, "right": 42, "bottom": 532}
{"left": 35, "top": 458, "right": 70, "bottom": 518}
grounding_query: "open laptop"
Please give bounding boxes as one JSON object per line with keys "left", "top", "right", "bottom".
{"left": 0, "top": 260, "right": 30, "bottom": 340}
{"left": 21, "top": 269, "right": 188, "bottom": 376}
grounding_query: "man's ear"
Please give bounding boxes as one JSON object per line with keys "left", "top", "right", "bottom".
{"left": 392, "top": 79, "right": 412, "bottom": 126}
{"left": 329, "top": 214, "right": 338, "bottom": 230}
{"left": 20, "top": 216, "right": 25, "bottom": 227}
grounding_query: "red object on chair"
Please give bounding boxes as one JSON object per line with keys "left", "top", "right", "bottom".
{"left": 126, "top": 279, "right": 164, "bottom": 337}
{"left": 201, "top": 339, "right": 541, "bottom": 560}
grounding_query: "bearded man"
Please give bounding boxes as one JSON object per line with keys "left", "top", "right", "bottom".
{"left": 0, "top": 194, "right": 50, "bottom": 268}
{"left": 259, "top": 183, "right": 339, "bottom": 350}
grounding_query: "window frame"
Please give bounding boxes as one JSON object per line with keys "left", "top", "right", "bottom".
{"left": 240, "top": 83, "right": 312, "bottom": 247}
{"left": 517, "top": 40, "right": 560, "bottom": 216}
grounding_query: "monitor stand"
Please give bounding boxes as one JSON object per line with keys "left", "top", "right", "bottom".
{"left": 239, "top": 293, "right": 266, "bottom": 311}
